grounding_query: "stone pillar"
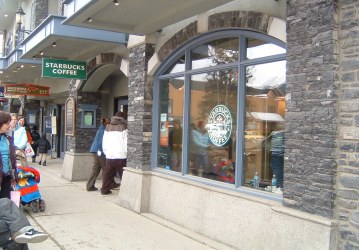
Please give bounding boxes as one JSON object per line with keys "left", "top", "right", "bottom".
{"left": 62, "top": 79, "right": 102, "bottom": 181}
{"left": 119, "top": 40, "right": 155, "bottom": 212}
{"left": 285, "top": 0, "right": 338, "bottom": 219}
{"left": 34, "top": 0, "right": 48, "bottom": 27}
{"left": 337, "top": 1, "right": 359, "bottom": 249}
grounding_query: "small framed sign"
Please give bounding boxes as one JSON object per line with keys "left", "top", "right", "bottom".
{"left": 65, "top": 97, "right": 76, "bottom": 136}
{"left": 79, "top": 104, "right": 98, "bottom": 129}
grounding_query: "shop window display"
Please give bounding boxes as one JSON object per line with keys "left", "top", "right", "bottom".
{"left": 155, "top": 31, "right": 286, "bottom": 196}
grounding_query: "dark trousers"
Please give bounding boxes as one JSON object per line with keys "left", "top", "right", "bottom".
{"left": 0, "top": 176, "right": 12, "bottom": 199}
{"left": 0, "top": 198, "right": 30, "bottom": 249}
{"left": 86, "top": 153, "right": 106, "bottom": 190}
{"left": 101, "top": 159, "right": 126, "bottom": 193}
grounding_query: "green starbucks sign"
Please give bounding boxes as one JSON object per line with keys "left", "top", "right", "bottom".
{"left": 42, "top": 58, "right": 87, "bottom": 80}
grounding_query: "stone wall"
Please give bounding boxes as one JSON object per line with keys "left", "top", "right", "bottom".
{"left": 337, "top": 0, "right": 359, "bottom": 249}
{"left": 285, "top": 0, "right": 338, "bottom": 218}
{"left": 127, "top": 44, "right": 155, "bottom": 170}
{"left": 34, "top": 0, "right": 48, "bottom": 27}
{"left": 67, "top": 80, "right": 101, "bottom": 153}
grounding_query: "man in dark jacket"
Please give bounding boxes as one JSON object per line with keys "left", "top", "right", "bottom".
{"left": 30, "top": 126, "right": 40, "bottom": 163}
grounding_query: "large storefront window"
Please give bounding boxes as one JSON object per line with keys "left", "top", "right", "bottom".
{"left": 158, "top": 78, "right": 184, "bottom": 172}
{"left": 154, "top": 30, "right": 286, "bottom": 197}
{"left": 189, "top": 69, "right": 237, "bottom": 183}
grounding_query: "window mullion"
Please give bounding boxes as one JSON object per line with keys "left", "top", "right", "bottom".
{"left": 182, "top": 49, "right": 191, "bottom": 175}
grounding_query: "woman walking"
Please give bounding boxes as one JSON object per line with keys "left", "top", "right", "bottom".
{"left": 101, "top": 113, "right": 127, "bottom": 195}
{"left": 0, "top": 111, "right": 18, "bottom": 199}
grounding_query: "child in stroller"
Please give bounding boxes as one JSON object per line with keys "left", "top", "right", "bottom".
{"left": 16, "top": 166, "right": 46, "bottom": 213}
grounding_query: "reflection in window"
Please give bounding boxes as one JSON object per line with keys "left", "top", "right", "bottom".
{"left": 158, "top": 78, "right": 184, "bottom": 172}
{"left": 246, "top": 38, "right": 286, "bottom": 59}
{"left": 165, "top": 54, "right": 186, "bottom": 74}
{"left": 191, "top": 38, "right": 239, "bottom": 70}
{"left": 155, "top": 31, "right": 286, "bottom": 196}
{"left": 244, "top": 61, "right": 286, "bottom": 192}
{"left": 189, "top": 69, "right": 238, "bottom": 184}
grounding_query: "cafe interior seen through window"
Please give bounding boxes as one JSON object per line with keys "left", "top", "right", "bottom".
{"left": 154, "top": 31, "right": 286, "bottom": 195}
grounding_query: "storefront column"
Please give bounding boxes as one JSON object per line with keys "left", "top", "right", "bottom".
{"left": 286, "top": 0, "right": 338, "bottom": 219}
{"left": 62, "top": 79, "right": 102, "bottom": 181}
{"left": 119, "top": 39, "right": 155, "bottom": 212}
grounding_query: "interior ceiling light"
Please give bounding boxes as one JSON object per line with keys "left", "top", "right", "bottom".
{"left": 87, "top": 17, "right": 93, "bottom": 23}
{"left": 40, "top": 51, "right": 44, "bottom": 55}
{"left": 52, "top": 42, "right": 57, "bottom": 47}
{"left": 21, "top": 65, "right": 24, "bottom": 68}
{"left": 4, "top": 14, "right": 8, "bottom": 18}
{"left": 113, "top": 0, "right": 120, "bottom": 6}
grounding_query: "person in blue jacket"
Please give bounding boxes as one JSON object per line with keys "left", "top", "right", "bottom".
{"left": 86, "top": 118, "right": 109, "bottom": 191}
{"left": 13, "top": 116, "right": 29, "bottom": 167}
{"left": 191, "top": 120, "right": 210, "bottom": 176}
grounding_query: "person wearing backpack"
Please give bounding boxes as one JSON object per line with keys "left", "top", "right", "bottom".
{"left": 35, "top": 133, "right": 51, "bottom": 166}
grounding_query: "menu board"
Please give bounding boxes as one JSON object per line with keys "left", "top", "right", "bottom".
{"left": 65, "top": 97, "right": 75, "bottom": 135}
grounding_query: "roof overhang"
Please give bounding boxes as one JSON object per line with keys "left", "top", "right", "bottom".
{"left": 63, "top": 0, "right": 233, "bottom": 35}
{"left": 0, "top": 15, "right": 127, "bottom": 83}
{"left": 21, "top": 15, "right": 127, "bottom": 60}
{"left": 0, "top": 49, "right": 42, "bottom": 84}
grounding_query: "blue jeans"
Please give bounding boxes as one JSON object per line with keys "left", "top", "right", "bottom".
{"left": 193, "top": 154, "right": 210, "bottom": 173}
{"left": 270, "top": 155, "right": 284, "bottom": 188}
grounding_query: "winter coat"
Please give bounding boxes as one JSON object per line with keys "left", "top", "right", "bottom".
{"left": 37, "top": 138, "right": 51, "bottom": 154}
{"left": 0, "top": 134, "right": 18, "bottom": 187}
{"left": 13, "top": 126, "right": 28, "bottom": 150}
{"left": 89, "top": 124, "right": 105, "bottom": 153}
{"left": 31, "top": 130, "right": 40, "bottom": 143}
{"left": 102, "top": 116, "right": 127, "bottom": 159}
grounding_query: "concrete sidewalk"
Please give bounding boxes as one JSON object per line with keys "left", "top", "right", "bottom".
{"left": 23, "top": 158, "right": 233, "bottom": 250}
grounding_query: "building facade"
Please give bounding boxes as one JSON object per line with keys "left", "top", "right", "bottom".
{"left": 1, "top": 0, "right": 359, "bottom": 249}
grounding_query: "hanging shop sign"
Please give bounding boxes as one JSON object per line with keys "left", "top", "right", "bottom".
{"left": 42, "top": 58, "right": 87, "bottom": 80}
{"left": 4, "top": 84, "right": 50, "bottom": 96}
{"left": 207, "top": 105, "right": 232, "bottom": 147}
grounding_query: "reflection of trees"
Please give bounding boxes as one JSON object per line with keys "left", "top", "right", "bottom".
{"left": 198, "top": 46, "right": 253, "bottom": 117}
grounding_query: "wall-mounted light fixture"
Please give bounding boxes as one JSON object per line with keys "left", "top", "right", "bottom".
{"left": 87, "top": 17, "right": 93, "bottom": 23}
{"left": 52, "top": 42, "right": 57, "bottom": 47}
{"left": 113, "top": 0, "right": 120, "bottom": 6}
{"left": 40, "top": 51, "right": 44, "bottom": 56}
{"left": 16, "top": 4, "right": 31, "bottom": 34}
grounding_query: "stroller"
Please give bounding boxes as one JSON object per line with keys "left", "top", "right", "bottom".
{"left": 16, "top": 166, "right": 46, "bottom": 213}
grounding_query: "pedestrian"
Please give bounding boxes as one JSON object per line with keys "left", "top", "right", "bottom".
{"left": 30, "top": 126, "right": 40, "bottom": 163}
{"left": 36, "top": 133, "right": 51, "bottom": 166}
{"left": 101, "top": 112, "right": 127, "bottom": 195}
{"left": 13, "top": 116, "right": 29, "bottom": 167}
{"left": 0, "top": 111, "right": 18, "bottom": 199}
{"left": 169, "top": 119, "right": 182, "bottom": 171}
{"left": 0, "top": 197, "right": 48, "bottom": 249}
{"left": 86, "top": 118, "right": 109, "bottom": 191}
{"left": 8, "top": 113, "right": 18, "bottom": 137}
{"left": 191, "top": 120, "right": 210, "bottom": 176}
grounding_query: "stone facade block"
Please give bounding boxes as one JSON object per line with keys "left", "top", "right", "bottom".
{"left": 157, "top": 22, "right": 198, "bottom": 62}
{"left": 127, "top": 44, "right": 155, "bottom": 171}
{"left": 286, "top": 0, "right": 338, "bottom": 219}
{"left": 34, "top": 0, "right": 48, "bottom": 27}
{"left": 67, "top": 80, "right": 102, "bottom": 153}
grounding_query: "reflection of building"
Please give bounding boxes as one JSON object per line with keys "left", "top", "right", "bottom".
{"left": 1, "top": 0, "right": 358, "bottom": 249}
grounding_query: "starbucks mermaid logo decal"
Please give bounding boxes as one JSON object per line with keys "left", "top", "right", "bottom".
{"left": 206, "top": 105, "right": 232, "bottom": 147}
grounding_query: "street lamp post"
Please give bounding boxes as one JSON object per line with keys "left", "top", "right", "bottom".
{"left": 15, "top": 3, "right": 30, "bottom": 46}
